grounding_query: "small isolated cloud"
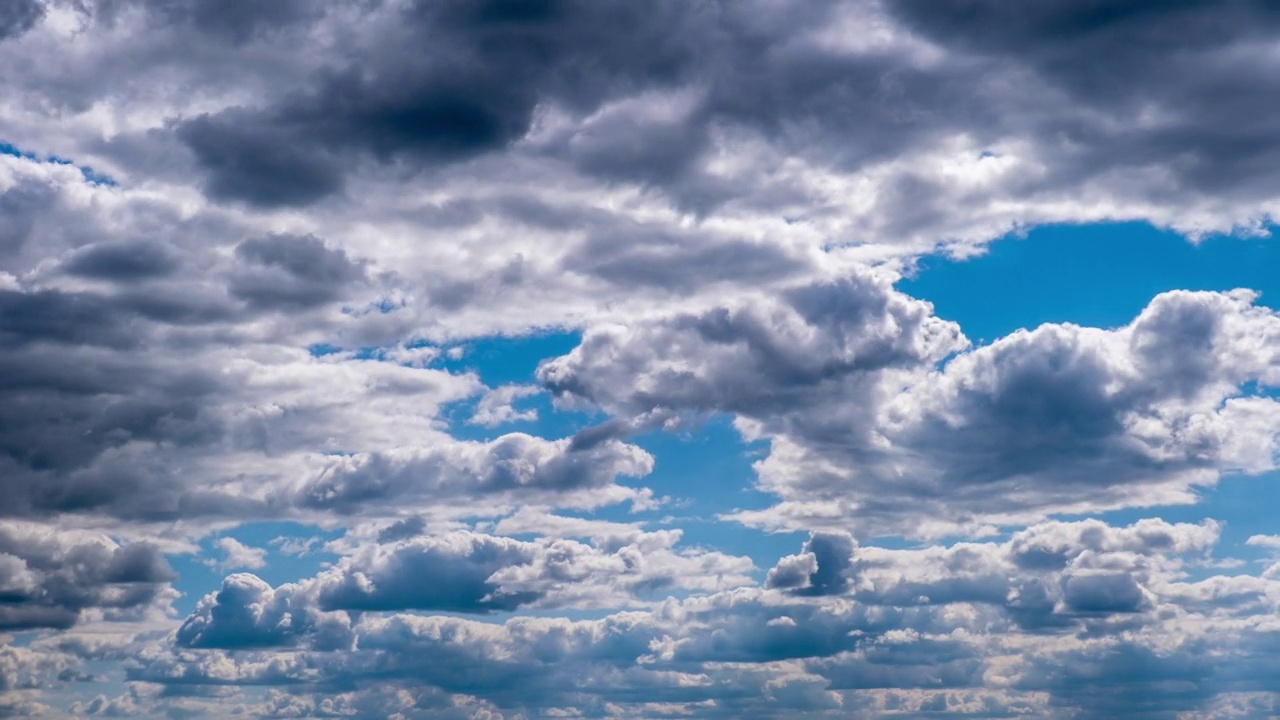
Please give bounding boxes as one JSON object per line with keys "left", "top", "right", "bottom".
{"left": 209, "top": 538, "right": 267, "bottom": 571}
{"left": 469, "top": 384, "right": 541, "bottom": 427}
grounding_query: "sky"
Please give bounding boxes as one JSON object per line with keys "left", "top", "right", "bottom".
{"left": 2, "top": 1, "right": 1280, "bottom": 718}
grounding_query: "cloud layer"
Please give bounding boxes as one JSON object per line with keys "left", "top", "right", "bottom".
{"left": 1, "top": 1, "right": 1280, "bottom": 718}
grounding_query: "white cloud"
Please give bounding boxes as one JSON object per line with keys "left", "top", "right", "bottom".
{"left": 210, "top": 537, "right": 266, "bottom": 571}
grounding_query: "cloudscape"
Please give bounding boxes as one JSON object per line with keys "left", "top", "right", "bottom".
{"left": 3, "top": 1, "right": 1280, "bottom": 718}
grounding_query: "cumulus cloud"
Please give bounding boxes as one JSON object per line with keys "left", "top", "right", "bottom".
{"left": 763, "top": 518, "right": 1218, "bottom": 633}
{"left": 137, "top": 516, "right": 1280, "bottom": 718}
{"left": 0, "top": 522, "right": 176, "bottom": 631}
{"left": 549, "top": 287, "right": 1280, "bottom": 535}
{"left": 179, "top": 526, "right": 753, "bottom": 636}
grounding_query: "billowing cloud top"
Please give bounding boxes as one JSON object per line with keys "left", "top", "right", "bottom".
{"left": 1, "top": 1, "right": 1280, "bottom": 718}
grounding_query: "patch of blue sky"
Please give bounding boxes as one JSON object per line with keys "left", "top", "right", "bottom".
{"left": 435, "top": 330, "right": 582, "bottom": 386}
{"left": 0, "top": 140, "right": 116, "bottom": 186}
{"left": 900, "top": 221, "right": 1280, "bottom": 344}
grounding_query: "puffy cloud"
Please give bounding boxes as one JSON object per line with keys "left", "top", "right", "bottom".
{"left": 294, "top": 433, "right": 655, "bottom": 516}
{"left": 469, "top": 384, "right": 540, "bottom": 427}
{"left": 763, "top": 518, "right": 1220, "bottom": 634}
{"left": 765, "top": 532, "right": 855, "bottom": 596}
{"left": 180, "top": 527, "right": 753, "bottom": 633}
{"left": 0, "top": 644, "right": 75, "bottom": 694}
{"left": 550, "top": 287, "right": 1280, "bottom": 534}
{"left": 541, "top": 271, "right": 965, "bottom": 420}
{"left": 0, "top": 170, "right": 651, "bottom": 524}
{"left": 137, "top": 524, "right": 1280, "bottom": 719}
{"left": 0, "top": 521, "right": 176, "bottom": 631}
{"left": 175, "top": 573, "right": 351, "bottom": 650}
{"left": 9, "top": 0, "right": 1280, "bottom": 251}
{"left": 210, "top": 538, "right": 266, "bottom": 571}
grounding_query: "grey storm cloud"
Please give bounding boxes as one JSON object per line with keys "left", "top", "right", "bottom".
{"left": 883, "top": 0, "right": 1280, "bottom": 196}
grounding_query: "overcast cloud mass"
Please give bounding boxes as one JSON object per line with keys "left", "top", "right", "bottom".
{"left": 2, "top": 1, "right": 1280, "bottom": 717}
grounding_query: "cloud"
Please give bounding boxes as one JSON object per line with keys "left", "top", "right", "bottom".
{"left": 135, "top": 517, "right": 1280, "bottom": 719}
{"left": 175, "top": 573, "right": 352, "bottom": 650}
{"left": 765, "top": 531, "right": 855, "bottom": 596}
{"left": 539, "top": 270, "right": 965, "bottom": 420}
{"left": 227, "top": 233, "right": 368, "bottom": 311}
{"left": 179, "top": 527, "right": 753, "bottom": 632}
{"left": 0, "top": 0, "right": 42, "bottom": 42}
{"left": 3, "top": 1, "right": 1280, "bottom": 717}
{"left": 210, "top": 538, "right": 266, "bottom": 571}
{"left": 763, "top": 518, "right": 1217, "bottom": 634}
{"left": 59, "top": 239, "right": 179, "bottom": 281}
{"left": 548, "top": 286, "right": 1280, "bottom": 534}
{"left": 0, "top": 522, "right": 176, "bottom": 631}
{"left": 469, "top": 384, "right": 540, "bottom": 427}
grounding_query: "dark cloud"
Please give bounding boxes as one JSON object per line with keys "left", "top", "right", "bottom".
{"left": 0, "top": 289, "right": 141, "bottom": 349}
{"left": 883, "top": 0, "right": 1280, "bottom": 204}
{"left": 1061, "top": 573, "right": 1148, "bottom": 615}
{"left": 375, "top": 515, "right": 427, "bottom": 543}
{"left": 766, "top": 531, "right": 854, "bottom": 596}
{"left": 171, "top": 0, "right": 713, "bottom": 207}
{"left": 313, "top": 534, "right": 541, "bottom": 613}
{"left": 177, "top": 115, "right": 346, "bottom": 208}
{"left": 229, "top": 233, "right": 367, "bottom": 310}
{"left": 139, "top": 0, "right": 319, "bottom": 43}
{"left": 0, "top": 0, "right": 42, "bottom": 41}
{"left": 0, "top": 179, "right": 54, "bottom": 260}
{"left": 61, "top": 240, "right": 179, "bottom": 281}
{"left": 0, "top": 523, "right": 175, "bottom": 631}
{"left": 176, "top": 574, "right": 351, "bottom": 650}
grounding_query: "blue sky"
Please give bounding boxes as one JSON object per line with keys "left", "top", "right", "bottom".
{"left": 4, "top": 2, "right": 1280, "bottom": 719}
